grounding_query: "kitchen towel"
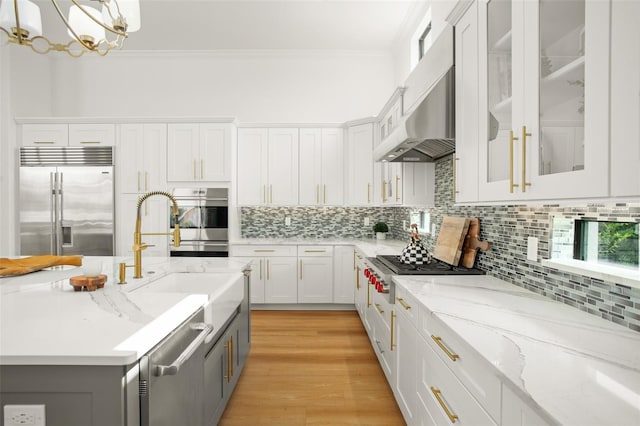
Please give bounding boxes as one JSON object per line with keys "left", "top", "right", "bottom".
{"left": 0, "top": 255, "right": 82, "bottom": 277}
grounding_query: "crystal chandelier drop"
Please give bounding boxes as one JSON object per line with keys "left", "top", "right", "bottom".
{"left": 0, "top": 0, "right": 140, "bottom": 57}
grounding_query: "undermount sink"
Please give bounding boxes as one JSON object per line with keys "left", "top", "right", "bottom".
{"left": 132, "top": 272, "right": 244, "bottom": 333}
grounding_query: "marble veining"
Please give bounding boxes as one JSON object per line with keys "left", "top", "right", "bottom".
{"left": 397, "top": 275, "right": 640, "bottom": 425}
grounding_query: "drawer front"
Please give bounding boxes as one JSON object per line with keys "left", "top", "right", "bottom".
{"left": 420, "top": 309, "right": 501, "bottom": 422}
{"left": 22, "top": 124, "right": 68, "bottom": 146}
{"left": 417, "top": 335, "right": 497, "bottom": 426}
{"left": 297, "top": 245, "right": 334, "bottom": 256}
{"left": 231, "top": 245, "right": 297, "bottom": 257}
{"left": 371, "top": 290, "right": 392, "bottom": 330}
{"left": 69, "top": 124, "right": 115, "bottom": 146}
{"left": 394, "top": 284, "right": 419, "bottom": 327}
{"left": 369, "top": 309, "right": 395, "bottom": 384}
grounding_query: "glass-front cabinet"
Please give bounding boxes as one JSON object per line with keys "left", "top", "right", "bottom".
{"left": 478, "top": 0, "right": 610, "bottom": 201}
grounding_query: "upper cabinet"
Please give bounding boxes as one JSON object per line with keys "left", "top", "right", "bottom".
{"left": 237, "top": 128, "right": 299, "bottom": 205}
{"left": 476, "top": 0, "right": 610, "bottom": 201}
{"left": 22, "top": 124, "right": 114, "bottom": 146}
{"left": 610, "top": 0, "right": 640, "bottom": 197}
{"left": 299, "top": 128, "right": 344, "bottom": 206}
{"left": 117, "top": 124, "right": 167, "bottom": 194}
{"left": 346, "top": 123, "right": 375, "bottom": 206}
{"left": 167, "top": 123, "right": 232, "bottom": 182}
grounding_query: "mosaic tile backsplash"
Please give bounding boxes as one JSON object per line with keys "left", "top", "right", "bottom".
{"left": 240, "top": 156, "right": 640, "bottom": 332}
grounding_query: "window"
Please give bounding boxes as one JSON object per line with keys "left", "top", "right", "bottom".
{"left": 410, "top": 210, "right": 431, "bottom": 234}
{"left": 574, "top": 220, "right": 639, "bottom": 269}
{"left": 418, "top": 22, "right": 432, "bottom": 61}
{"left": 410, "top": 7, "right": 432, "bottom": 70}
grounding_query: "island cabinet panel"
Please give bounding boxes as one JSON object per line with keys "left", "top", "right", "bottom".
{"left": 0, "top": 365, "right": 131, "bottom": 426}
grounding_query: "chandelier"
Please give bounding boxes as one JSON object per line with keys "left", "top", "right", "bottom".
{"left": 0, "top": 0, "right": 140, "bottom": 57}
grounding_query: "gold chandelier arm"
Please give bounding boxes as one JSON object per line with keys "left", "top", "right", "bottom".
{"left": 13, "top": 0, "right": 24, "bottom": 44}
{"left": 70, "top": 0, "right": 128, "bottom": 37}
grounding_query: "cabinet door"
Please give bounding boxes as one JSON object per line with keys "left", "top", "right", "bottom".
{"left": 403, "top": 163, "right": 435, "bottom": 206}
{"left": 298, "top": 256, "right": 333, "bottom": 303}
{"left": 610, "top": 0, "right": 640, "bottom": 197}
{"left": 117, "top": 124, "right": 145, "bottom": 193}
{"left": 333, "top": 246, "right": 355, "bottom": 304}
{"left": 299, "top": 128, "right": 323, "bottom": 205}
{"left": 237, "top": 128, "right": 268, "bottom": 205}
{"left": 267, "top": 128, "right": 299, "bottom": 205}
{"left": 200, "top": 123, "right": 231, "bottom": 181}
{"left": 264, "top": 256, "right": 297, "bottom": 303}
{"left": 142, "top": 124, "right": 167, "bottom": 192}
{"left": 320, "top": 128, "right": 345, "bottom": 205}
{"left": 454, "top": 1, "right": 479, "bottom": 203}
{"left": 22, "top": 124, "right": 68, "bottom": 146}
{"left": 69, "top": 124, "right": 115, "bottom": 146}
{"left": 167, "top": 123, "right": 199, "bottom": 182}
{"left": 117, "top": 194, "right": 168, "bottom": 257}
{"left": 395, "top": 309, "right": 418, "bottom": 424}
{"left": 204, "top": 335, "right": 228, "bottom": 426}
{"left": 346, "top": 123, "right": 374, "bottom": 205}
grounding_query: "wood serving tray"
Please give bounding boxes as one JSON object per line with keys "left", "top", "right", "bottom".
{"left": 69, "top": 275, "right": 107, "bottom": 292}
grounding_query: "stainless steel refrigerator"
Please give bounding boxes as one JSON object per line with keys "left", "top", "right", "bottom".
{"left": 19, "top": 146, "right": 115, "bottom": 256}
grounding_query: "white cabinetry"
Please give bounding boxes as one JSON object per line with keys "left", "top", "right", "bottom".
{"left": 237, "top": 128, "right": 299, "bottom": 205}
{"left": 501, "top": 385, "right": 550, "bottom": 426}
{"left": 610, "top": 0, "right": 640, "bottom": 197}
{"left": 298, "top": 128, "right": 344, "bottom": 205}
{"left": 22, "top": 124, "right": 115, "bottom": 146}
{"left": 167, "top": 123, "right": 232, "bottom": 182}
{"left": 403, "top": 163, "right": 435, "bottom": 206}
{"left": 333, "top": 246, "right": 355, "bottom": 304}
{"left": 454, "top": 1, "right": 479, "bottom": 203}
{"left": 368, "top": 290, "right": 396, "bottom": 385}
{"left": 117, "top": 124, "right": 167, "bottom": 194}
{"left": 346, "top": 123, "right": 374, "bottom": 205}
{"left": 476, "top": 0, "right": 610, "bottom": 201}
{"left": 231, "top": 245, "right": 297, "bottom": 304}
{"left": 378, "top": 162, "right": 403, "bottom": 205}
{"left": 394, "top": 286, "right": 419, "bottom": 424}
{"left": 297, "top": 245, "right": 333, "bottom": 303}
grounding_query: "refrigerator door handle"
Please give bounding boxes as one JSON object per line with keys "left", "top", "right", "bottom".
{"left": 50, "top": 172, "right": 58, "bottom": 254}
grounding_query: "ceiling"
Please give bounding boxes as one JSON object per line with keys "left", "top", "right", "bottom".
{"left": 38, "top": 0, "right": 430, "bottom": 52}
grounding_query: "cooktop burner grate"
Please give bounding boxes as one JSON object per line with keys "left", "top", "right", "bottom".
{"left": 376, "top": 255, "right": 485, "bottom": 276}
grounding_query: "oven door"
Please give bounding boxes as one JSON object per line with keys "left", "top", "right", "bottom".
{"left": 171, "top": 203, "right": 203, "bottom": 241}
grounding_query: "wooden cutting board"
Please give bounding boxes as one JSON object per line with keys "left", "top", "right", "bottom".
{"left": 432, "top": 216, "right": 470, "bottom": 266}
{"left": 460, "top": 218, "right": 491, "bottom": 268}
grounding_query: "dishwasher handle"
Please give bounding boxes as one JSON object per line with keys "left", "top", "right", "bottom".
{"left": 155, "top": 323, "right": 213, "bottom": 377}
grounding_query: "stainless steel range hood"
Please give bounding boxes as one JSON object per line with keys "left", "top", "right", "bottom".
{"left": 374, "top": 26, "right": 455, "bottom": 163}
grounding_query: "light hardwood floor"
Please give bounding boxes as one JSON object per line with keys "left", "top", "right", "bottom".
{"left": 219, "top": 310, "right": 406, "bottom": 425}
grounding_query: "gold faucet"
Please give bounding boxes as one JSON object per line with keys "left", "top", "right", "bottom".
{"left": 118, "top": 191, "right": 181, "bottom": 284}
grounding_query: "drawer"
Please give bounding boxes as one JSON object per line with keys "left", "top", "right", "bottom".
{"left": 417, "top": 335, "right": 497, "bottom": 426}
{"left": 394, "top": 284, "right": 419, "bottom": 328}
{"left": 371, "top": 290, "right": 392, "bottom": 330}
{"left": 368, "top": 308, "right": 395, "bottom": 384}
{"left": 69, "top": 124, "right": 115, "bottom": 146}
{"left": 231, "top": 245, "right": 297, "bottom": 257}
{"left": 22, "top": 124, "right": 68, "bottom": 146}
{"left": 297, "top": 245, "right": 334, "bottom": 256}
{"left": 420, "top": 309, "right": 501, "bottom": 422}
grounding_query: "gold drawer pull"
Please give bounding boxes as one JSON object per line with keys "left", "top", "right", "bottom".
{"left": 390, "top": 311, "right": 396, "bottom": 351}
{"left": 374, "top": 303, "right": 384, "bottom": 314}
{"left": 254, "top": 249, "right": 275, "bottom": 253}
{"left": 430, "top": 386, "right": 459, "bottom": 423}
{"left": 431, "top": 335, "right": 460, "bottom": 362}
{"left": 304, "top": 249, "right": 326, "bottom": 253}
{"left": 79, "top": 141, "right": 100, "bottom": 144}
{"left": 33, "top": 141, "right": 55, "bottom": 144}
{"left": 396, "top": 297, "right": 411, "bottom": 310}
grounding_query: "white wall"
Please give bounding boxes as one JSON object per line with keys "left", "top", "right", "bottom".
{"left": 13, "top": 50, "right": 396, "bottom": 123}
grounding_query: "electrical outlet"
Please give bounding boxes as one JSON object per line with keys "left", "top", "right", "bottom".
{"left": 4, "top": 404, "right": 46, "bottom": 426}
{"left": 403, "top": 220, "right": 407, "bottom": 230}
{"left": 285, "top": 217, "right": 291, "bottom": 226}
{"left": 527, "top": 237, "right": 538, "bottom": 261}
{"left": 364, "top": 217, "right": 370, "bottom": 226}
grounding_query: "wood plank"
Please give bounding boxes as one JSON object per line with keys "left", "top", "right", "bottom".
{"left": 219, "top": 311, "right": 405, "bottom": 425}
{"left": 432, "top": 216, "right": 470, "bottom": 265}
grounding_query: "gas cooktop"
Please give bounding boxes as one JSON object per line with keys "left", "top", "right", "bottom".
{"left": 376, "top": 255, "right": 485, "bottom": 276}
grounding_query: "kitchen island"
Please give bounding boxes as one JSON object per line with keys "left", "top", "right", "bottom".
{"left": 0, "top": 256, "right": 251, "bottom": 426}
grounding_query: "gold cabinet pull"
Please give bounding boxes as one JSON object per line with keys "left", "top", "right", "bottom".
{"left": 263, "top": 185, "right": 266, "bottom": 204}
{"left": 137, "top": 171, "right": 141, "bottom": 191}
{"left": 200, "top": 159, "right": 204, "bottom": 179}
{"left": 390, "top": 311, "right": 396, "bottom": 351}
{"left": 270, "top": 184, "right": 273, "bottom": 203}
{"left": 367, "top": 282, "right": 371, "bottom": 307}
{"left": 300, "top": 259, "right": 303, "bottom": 280}
{"left": 375, "top": 303, "right": 384, "bottom": 314}
{"left": 356, "top": 266, "right": 360, "bottom": 290}
{"left": 304, "top": 249, "right": 326, "bottom": 253}
{"left": 266, "top": 259, "right": 270, "bottom": 280}
{"left": 509, "top": 130, "right": 520, "bottom": 193}
{"left": 79, "top": 141, "right": 100, "bottom": 144}
{"left": 145, "top": 171, "right": 149, "bottom": 191}
{"left": 323, "top": 184, "right": 326, "bottom": 204}
{"left": 254, "top": 249, "right": 275, "bottom": 253}
{"left": 259, "top": 259, "right": 263, "bottom": 280}
{"left": 367, "top": 183, "right": 371, "bottom": 203}
{"left": 193, "top": 160, "right": 197, "bottom": 180}
{"left": 395, "top": 175, "right": 401, "bottom": 201}
{"left": 382, "top": 180, "right": 387, "bottom": 202}
{"left": 430, "top": 386, "right": 459, "bottom": 423}
{"left": 224, "top": 340, "right": 231, "bottom": 382}
{"left": 521, "top": 126, "right": 532, "bottom": 192}
{"left": 431, "top": 335, "right": 460, "bottom": 361}
{"left": 33, "top": 141, "right": 55, "bottom": 144}
{"left": 396, "top": 297, "right": 411, "bottom": 310}
{"left": 230, "top": 335, "right": 234, "bottom": 378}
{"left": 316, "top": 184, "right": 320, "bottom": 204}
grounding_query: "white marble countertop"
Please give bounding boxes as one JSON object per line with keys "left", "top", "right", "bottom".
{"left": 0, "top": 256, "right": 251, "bottom": 366}
{"left": 394, "top": 275, "right": 640, "bottom": 426}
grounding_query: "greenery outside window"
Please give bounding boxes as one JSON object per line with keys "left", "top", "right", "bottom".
{"left": 574, "top": 220, "right": 639, "bottom": 269}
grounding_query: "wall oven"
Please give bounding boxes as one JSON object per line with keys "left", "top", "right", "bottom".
{"left": 170, "top": 188, "right": 229, "bottom": 257}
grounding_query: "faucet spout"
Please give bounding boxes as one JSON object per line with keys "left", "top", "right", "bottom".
{"left": 130, "top": 191, "right": 181, "bottom": 279}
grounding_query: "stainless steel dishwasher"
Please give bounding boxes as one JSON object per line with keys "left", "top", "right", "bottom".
{"left": 138, "top": 308, "right": 212, "bottom": 426}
